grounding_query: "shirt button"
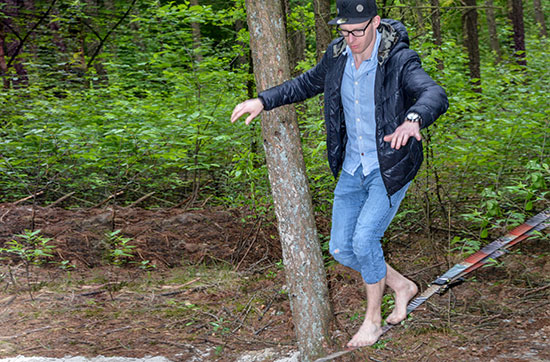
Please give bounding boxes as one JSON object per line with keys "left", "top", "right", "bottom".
{"left": 361, "top": 153, "right": 364, "bottom": 156}
{"left": 355, "top": 100, "right": 359, "bottom": 104}
{"left": 359, "top": 136, "right": 363, "bottom": 140}
{"left": 356, "top": 118, "right": 360, "bottom": 122}
{"left": 355, "top": 81, "right": 358, "bottom": 85}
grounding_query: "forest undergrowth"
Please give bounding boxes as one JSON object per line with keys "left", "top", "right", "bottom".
{"left": 0, "top": 1, "right": 549, "bottom": 360}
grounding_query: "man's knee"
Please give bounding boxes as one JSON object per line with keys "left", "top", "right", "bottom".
{"left": 330, "top": 247, "right": 354, "bottom": 266}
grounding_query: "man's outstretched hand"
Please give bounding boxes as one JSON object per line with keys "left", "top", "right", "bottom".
{"left": 383, "top": 121, "right": 421, "bottom": 150}
{"left": 230, "top": 98, "right": 264, "bottom": 125}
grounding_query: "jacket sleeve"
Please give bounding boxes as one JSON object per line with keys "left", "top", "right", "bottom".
{"left": 258, "top": 47, "right": 331, "bottom": 111}
{"left": 401, "top": 51, "right": 449, "bottom": 129}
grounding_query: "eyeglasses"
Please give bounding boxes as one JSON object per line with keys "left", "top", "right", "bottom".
{"left": 337, "top": 17, "right": 374, "bottom": 37}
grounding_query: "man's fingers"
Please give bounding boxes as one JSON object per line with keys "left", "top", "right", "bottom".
{"left": 230, "top": 106, "right": 243, "bottom": 123}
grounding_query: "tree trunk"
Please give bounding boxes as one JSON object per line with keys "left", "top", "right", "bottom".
{"left": 0, "top": 25, "right": 10, "bottom": 89}
{"left": 462, "top": 0, "right": 481, "bottom": 92}
{"left": 485, "top": 0, "right": 502, "bottom": 63}
{"left": 430, "top": 0, "right": 444, "bottom": 70}
{"left": 313, "top": 0, "right": 332, "bottom": 62}
{"left": 508, "top": 0, "right": 526, "bottom": 66}
{"left": 414, "top": 0, "right": 425, "bottom": 30}
{"left": 244, "top": 0, "right": 332, "bottom": 360}
{"left": 283, "top": 0, "right": 306, "bottom": 75}
{"left": 3, "top": 0, "right": 28, "bottom": 87}
{"left": 86, "top": 0, "right": 109, "bottom": 86}
{"left": 190, "top": 0, "right": 203, "bottom": 62}
{"left": 533, "top": 0, "right": 547, "bottom": 37}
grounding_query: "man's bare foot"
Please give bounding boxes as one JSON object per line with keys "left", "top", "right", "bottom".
{"left": 386, "top": 279, "right": 418, "bottom": 325}
{"left": 346, "top": 320, "right": 383, "bottom": 348}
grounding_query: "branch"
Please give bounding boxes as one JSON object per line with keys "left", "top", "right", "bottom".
{"left": 86, "top": 0, "right": 138, "bottom": 68}
{"left": 6, "top": 0, "right": 58, "bottom": 69}
{"left": 0, "top": 18, "right": 23, "bottom": 42}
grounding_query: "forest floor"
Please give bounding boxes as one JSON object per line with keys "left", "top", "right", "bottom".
{"left": 0, "top": 204, "right": 549, "bottom": 361}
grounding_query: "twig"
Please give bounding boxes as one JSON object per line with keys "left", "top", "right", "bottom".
{"left": 103, "top": 326, "right": 131, "bottom": 335}
{"left": 253, "top": 321, "right": 274, "bottom": 335}
{"left": 13, "top": 191, "right": 44, "bottom": 205}
{"left": 231, "top": 294, "right": 256, "bottom": 334}
{"left": 0, "top": 326, "right": 52, "bottom": 340}
{"left": 0, "top": 209, "right": 11, "bottom": 223}
{"left": 159, "top": 277, "right": 201, "bottom": 296}
{"left": 125, "top": 191, "right": 155, "bottom": 208}
{"left": 91, "top": 191, "right": 124, "bottom": 209}
{"left": 235, "top": 220, "right": 263, "bottom": 271}
{"left": 520, "top": 283, "right": 550, "bottom": 297}
{"left": 75, "top": 290, "right": 105, "bottom": 298}
{"left": 47, "top": 192, "right": 75, "bottom": 208}
{"left": 405, "top": 262, "right": 445, "bottom": 278}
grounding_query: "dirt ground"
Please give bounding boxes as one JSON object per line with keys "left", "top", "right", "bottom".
{"left": 0, "top": 204, "right": 548, "bottom": 361}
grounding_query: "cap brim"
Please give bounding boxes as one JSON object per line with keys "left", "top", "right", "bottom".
{"left": 328, "top": 16, "right": 371, "bottom": 25}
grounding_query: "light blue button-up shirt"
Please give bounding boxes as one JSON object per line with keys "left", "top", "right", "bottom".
{"left": 341, "top": 31, "right": 381, "bottom": 177}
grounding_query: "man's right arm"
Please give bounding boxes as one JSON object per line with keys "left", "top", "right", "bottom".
{"left": 258, "top": 50, "right": 330, "bottom": 111}
{"left": 231, "top": 44, "right": 333, "bottom": 125}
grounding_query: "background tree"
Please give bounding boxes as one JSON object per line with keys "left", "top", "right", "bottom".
{"left": 430, "top": 0, "right": 444, "bottom": 70}
{"left": 244, "top": 0, "right": 332, "bottom": 360}
{"left": 462, "top": 0, "right": 482, "bottom": 92}
{"left": 509, "top": 0, "right": 526, "bottom": 66}
{"left": 532, "top": 0, "right": 547, "bottom": 37}
{"left": 313, "top": 0, "right": 332, "bottom": 62}
{"left": 190, "top": 0, "right": 204, "bottom": 62}
{"left": 485, "top": 0, "right": 502, "bottom": 63}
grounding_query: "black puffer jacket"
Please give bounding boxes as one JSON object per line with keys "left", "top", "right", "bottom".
{"left": 258, "top": 19, "right": 448, "bottom": 196}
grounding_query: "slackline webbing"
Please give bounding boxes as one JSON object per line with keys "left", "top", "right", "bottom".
{"left": 314, "top": 208, "right": 550, "bottom": 362}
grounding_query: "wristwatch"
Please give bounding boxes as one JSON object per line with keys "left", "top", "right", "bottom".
{"left": 406, "top": 112, "right": 422, "bottom": 125}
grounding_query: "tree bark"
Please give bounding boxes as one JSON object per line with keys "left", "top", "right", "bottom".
{"left": 283, "top": 0, "right": 306, "bottom": 75}
{"left": 2, "top": 0, "right": 29, "bottom": 87}
{"left": 85, "top": 0, "right": 108, "bottom": 86}
{"left": 0, "top": 25, "right": 9, "bottom": 89}
{"left": 430, "top": 0, "right": 444, "bottom": 70}
{"left": 485, "top": 0, "right": 502, "bottom": 63}
{"left": 313, "top": 0, "right": 332, "bottom": 62}
{"left": 414, "top": 0, "right": 425, "bottom": 30}
{"left": 508, "top": 0, "right": 526, "bottom": 66}
{"left": 190, "top": 0, "right": 203, "bottom": 62}
{"left": 462, "top": 0, "right": 481, "bottom": 92}
{"left": 245, "top": 0, "right": 332, "bottom": 360}
{"left": 533, "top": 0, "right": 547, "bottom": 37}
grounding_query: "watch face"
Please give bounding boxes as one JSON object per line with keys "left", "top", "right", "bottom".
{"left": 407, "top": 113, "right": 420, "bottom": 122}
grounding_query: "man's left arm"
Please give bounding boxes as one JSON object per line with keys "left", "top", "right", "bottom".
{"left": 383, "top": 53, "right": 449, "bottom": 149}
{"left": 401, "top": 54, "right": 449, "bottom": 130}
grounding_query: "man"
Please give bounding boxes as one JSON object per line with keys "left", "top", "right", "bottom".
{"left": 231, "top": 0, "right": 448, "bottom": 348}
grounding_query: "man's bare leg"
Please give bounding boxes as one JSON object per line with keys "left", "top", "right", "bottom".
{"left": 385, "top": 263, "right": 418, "bottom": 324}
{"left": 347, "top": 276, "right": 386, "bottom": 347}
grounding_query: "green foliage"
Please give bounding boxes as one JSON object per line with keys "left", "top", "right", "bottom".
{"left": 104, "top": 230, "right": 136, "bottom": 266}
{"left": 0, "top": 0, "right": 548, "bottom": 258}
{"left": 2, "top": 229, "right": 54, "bottom": 266}
{"left": 1, "top": 229, "right": 56, "bottom": 299}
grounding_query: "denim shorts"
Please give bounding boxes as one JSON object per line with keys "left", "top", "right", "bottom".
{"left": 329, "top": 166, "right": 409, "bottom": 284}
